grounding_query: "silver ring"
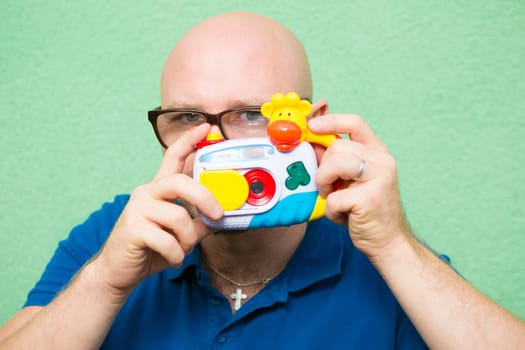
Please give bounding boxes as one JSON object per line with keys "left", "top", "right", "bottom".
{"left": 353, "top": 159, "right": 366, "bottom": 180}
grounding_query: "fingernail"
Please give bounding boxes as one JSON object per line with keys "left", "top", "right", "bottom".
{"left": 211, "top": 206, "right": 224, "bottom": 220}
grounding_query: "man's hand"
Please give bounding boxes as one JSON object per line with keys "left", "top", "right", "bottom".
{"left": 0, "top": 124, "right": 224, "bottom": 349}
{"left": 309, "top": 114, "right": 410, "bottom": 261}
{"left": 92, "top": 123, "right": 223, "bottom": 296}
{"left": 310, "top": 114, "right": 525, "bottom": 349}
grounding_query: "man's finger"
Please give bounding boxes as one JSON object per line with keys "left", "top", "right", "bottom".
{"left": 315, "top": 140, "right": 374, "bottom": 197}
{"left": 308, "top": 114, "right": 389, "bottom": 153}
{"left": 154, "top": 123, "right": 211, "bottom": 180}
{"left": 147, "top": 174, "right": 223, "bottom": 221}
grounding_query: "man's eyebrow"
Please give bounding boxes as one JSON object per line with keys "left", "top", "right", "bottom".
{"left": 227, "top": 99, "right": 267, "bottom": 107}
{"left": 164, "top": 99, "right": 265, "bottom": 110}
{"left": 163, "top": 101, "right": 196, "bottom": 109}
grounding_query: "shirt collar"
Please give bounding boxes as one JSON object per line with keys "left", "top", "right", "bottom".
{"left": 283, "top": 218, "right": 345, "bottom": 292}
{"left": 164, "top": 245, "right": 202, "bottom": 280}
{"left": 165, "top": 218, "right": 345, "bottom": 291}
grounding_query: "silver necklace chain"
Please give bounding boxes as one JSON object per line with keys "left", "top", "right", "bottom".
{"left": 207, "top": 265, "right": 276, "bottom": 287}
{"left": 206, "top": 265, "right": 280, "bottom": 311}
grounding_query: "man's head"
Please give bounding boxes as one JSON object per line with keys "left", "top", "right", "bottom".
{"left": 161, "top": 11, "right": 312, "bottom": 115}
{"left": 152, "top": 12, "right": 327, "bottom": 175}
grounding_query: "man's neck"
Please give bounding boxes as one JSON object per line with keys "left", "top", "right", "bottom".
{"left": 200, "top": 223, "right": 307, "bottom": 281}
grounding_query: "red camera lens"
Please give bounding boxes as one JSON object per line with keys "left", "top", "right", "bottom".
{"left": 244, "top": 169, "right": 276, "bottom": 206}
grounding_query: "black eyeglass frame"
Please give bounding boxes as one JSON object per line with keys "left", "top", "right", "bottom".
{"left": 148, "top": 105, "right": 264, "bottom": 148}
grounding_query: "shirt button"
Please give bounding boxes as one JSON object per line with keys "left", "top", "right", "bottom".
{"left": 211, "top": 297, "right": 222, "bottom": 305}
{"left": 216, "top": 335, "right": 227, "bottom": 344}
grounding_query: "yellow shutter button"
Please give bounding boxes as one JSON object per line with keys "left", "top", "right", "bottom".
{"left": 199, "top": 170, "right": 249, "bottom": 211}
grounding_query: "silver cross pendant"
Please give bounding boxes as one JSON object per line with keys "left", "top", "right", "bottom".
{"left": 230, "top": 287, "right": 247, "bottom": 311}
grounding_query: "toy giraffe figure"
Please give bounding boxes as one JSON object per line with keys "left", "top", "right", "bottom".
{"left": 261, "top": 92, "right": 341, "bottom": 221}
{"left": 261, "top": 92, "right": 337, "bottom": 152}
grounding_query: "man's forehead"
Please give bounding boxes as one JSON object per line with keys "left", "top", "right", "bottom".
{"left": 163, "top": 98, "right": 268, "bottom": 110}
{"left": 161, "top": 12, "right": 312, "bottom": 108}
{"left": 162, "top": 51, "right": 305, "bottom": 108}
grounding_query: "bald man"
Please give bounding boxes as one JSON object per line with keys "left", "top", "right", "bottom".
{"left": 2, "top": 11, "right": 524, "bottom": 349}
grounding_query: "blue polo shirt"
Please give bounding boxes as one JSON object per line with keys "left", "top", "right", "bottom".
{"left": 25, "top": 195, "right": 427, "bottom": 349}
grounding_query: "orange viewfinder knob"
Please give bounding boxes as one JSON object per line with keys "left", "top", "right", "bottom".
{"left": 195, "top": 132, "right": 225, "bottom": 150}
{"left": 267, "top": 120, "right": 302, "bottom": 152}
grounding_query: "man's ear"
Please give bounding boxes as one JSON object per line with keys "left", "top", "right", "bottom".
{"left": 308, "top": 99, "right": 328, "bottom": 119}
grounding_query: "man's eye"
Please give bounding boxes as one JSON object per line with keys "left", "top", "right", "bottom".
{"left": 239, "top": 111, "right": 266, "bottom": 123}
{"left": 174, "top": 113, "right": 204, "bottom": 123}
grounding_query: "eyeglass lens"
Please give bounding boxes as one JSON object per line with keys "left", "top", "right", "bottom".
{"left": 155, "top": 109, "right": 268, "bottom": 146}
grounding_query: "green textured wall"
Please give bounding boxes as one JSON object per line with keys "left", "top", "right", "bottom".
{"left": 1, "top": 0, "right": 524, "bottom": 325}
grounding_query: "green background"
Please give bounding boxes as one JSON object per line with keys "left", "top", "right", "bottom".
{"left": 1, "top": 0, "right": 524, "bottom": 325}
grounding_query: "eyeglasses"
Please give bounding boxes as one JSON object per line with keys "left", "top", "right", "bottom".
{"left": 148, "top": 105, "right": 268, "bottom": 148}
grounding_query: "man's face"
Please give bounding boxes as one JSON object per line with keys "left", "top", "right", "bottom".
{"left": 159, "top": 15, "right": 312, "bottom": 176}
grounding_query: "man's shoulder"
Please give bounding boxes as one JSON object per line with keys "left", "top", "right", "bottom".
{"left": 305, "top": 218, "right": 390, "bottom": 288}
{"left": 64, "top": 194, "right": 130, "bottom": 252}
{"left": 23, "top": 194, "right": 131, "bottom": 308}
{"left": 80, "top": 194, "right": 130, "bottom": 229}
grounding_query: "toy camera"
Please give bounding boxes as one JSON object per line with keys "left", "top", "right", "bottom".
{"left": 193, "top": 137, "right": 326, "bottom": 230}
{"left": 193, "top": 92, "right": 339, "bottom": 230}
